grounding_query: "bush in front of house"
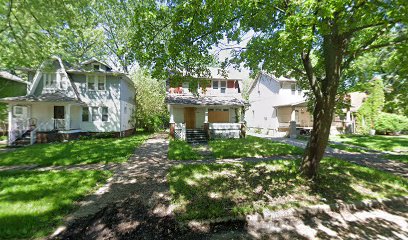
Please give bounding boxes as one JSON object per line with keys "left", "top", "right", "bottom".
{"left": 374, "top": 112, "right": 408, "bottom": 135}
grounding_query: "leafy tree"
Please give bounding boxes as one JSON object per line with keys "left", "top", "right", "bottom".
{"left": 356, "top": 77, "right": 385, "bottom": 133}
{"left": 375, "top": 112, "right": 408, "bottom": 134}
{"left": 137, "top": 0, "right": 408, "bottom": 179}
{"left": 132, "top": 69, "right": 167, "bottom": 132}
{"left": 0, "top": 0, "right": 104, "bottom": 69}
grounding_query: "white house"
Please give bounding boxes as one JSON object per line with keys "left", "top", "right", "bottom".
{"left": 166, "top": 68, "right": 247, "bottom": 142}
{"left": 0, "top": 57, "right": 135, "bottom": 145}
{"left": 246, "top": 72, "right": 366, "bottom": 137}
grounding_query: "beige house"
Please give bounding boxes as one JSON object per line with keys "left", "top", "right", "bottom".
{"left": 166, "top": 68, "right": 247, "bottom": 143}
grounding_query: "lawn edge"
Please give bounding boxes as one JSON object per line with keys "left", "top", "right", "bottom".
{"left": 180, "top": 196, "right": 408, "bottom": 229}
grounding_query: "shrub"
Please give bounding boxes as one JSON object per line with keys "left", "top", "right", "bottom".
{"left": 374, "top": 112, "right": 408, "bottom": 134}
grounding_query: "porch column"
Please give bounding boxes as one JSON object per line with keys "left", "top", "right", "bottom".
{"left": 290, "top": 107, "right": 296, "bottom": 122}
{"left": 169, "top": 105, "right": 175, "bottom": 138}
{"left": 169, "top": 105, "right": 175, "bottom": 123}
{"left": 7, "top": 105, "right": 12, "bottom": 145}
{"left": 204, "top": 107, "right": 208, "bottom": 123}
{"left": 65, "top": 104, "right": 71, "bottom": 130}
{"left": 290, "top": 107, "right": 297, "bottom": 139}
{"left": 345, "top": 109, "right": 352, "bottom": 133}
{"left": 204, "top": 107, "right": 209, "bottom": 139}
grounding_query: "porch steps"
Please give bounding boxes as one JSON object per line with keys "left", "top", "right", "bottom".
{"left": 13, "top": 130, "right": 32, "bottom": 146}
{"left": 186, "top": 129, "right": 208, "bottom": 144}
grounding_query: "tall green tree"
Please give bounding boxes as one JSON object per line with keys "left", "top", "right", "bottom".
{"left": 137, "top": 0, "right": 408, "bottom": 179}
{"left": 356, "top": 77, "right": 385, "bottom": 133}
{"left": 132, "top": 69, "right": 167, "bottom": 132}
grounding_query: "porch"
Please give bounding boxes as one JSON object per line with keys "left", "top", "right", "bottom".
{"left": 6, "top": 102, "right": 83, "bottom": 145}
{"left": 168, "top": 105, "right": 245, "bottom": 141}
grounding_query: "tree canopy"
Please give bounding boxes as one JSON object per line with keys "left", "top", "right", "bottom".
{"left": 1, "top": 0, "right": 407, "bottom": 179}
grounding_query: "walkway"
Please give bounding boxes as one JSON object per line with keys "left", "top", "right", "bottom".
{"left": 52, "top": 133, "right": 176, "bottom": 239}
{"left": 251, "top": 133, "right": 408, "bottom": 178}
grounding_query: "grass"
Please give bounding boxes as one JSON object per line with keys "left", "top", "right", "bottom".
{"left": 384, "top": 154, "right": 408, "bottom": 164}
{"left": 0, "top": 133, "right": 149, "bottom": 166}
{"left": 0, "top": 135, "right": 6, "bottom": 141}
{"left": 209, "top": 136, "right": 303, "bottom": 159}
{"left": 168, "top": 158, "right": 408, "bottom": 221}
{"left": 0, "top": 170, "right": 111, "bottom": 239}
{"left": 330, "top": 134, "right": 408, "bottom": 152}
{"left": 328, "top": 143, "right": 367, "bottom": 153}
{"left": 168, "top": 140, "right": 202, "bottom": 160}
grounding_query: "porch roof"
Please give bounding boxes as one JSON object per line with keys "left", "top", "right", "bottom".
{"left": 165, "top": 94, "right": 247, "bottom": 106}
{"left": 274, "top": 100, "right": 308, "bottom": 108}
{"left": 0, "top": 91, "right": 85, "bottom": 104}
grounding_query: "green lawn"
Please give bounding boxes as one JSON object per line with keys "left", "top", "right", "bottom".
{"left": 168, "top": 140, "right": 202, "bottom": 160}
{"left": 168, "top": 158, "right": 408, "bottom": 221}
{"left": 209, "top": 136, "right": 303, "bottom": 159}
{"left": 328, "top": 143, "right": 368, "bottom": 153}
{"left": 384, "top": 154, "right": 408, "bottom": 164}
{"left": 330, "top": 134, "right": 408, "bottom": 152}
{"left": 0, "top": 133, "right": 149, "bottom": 166}
{"left": 0, "top": 170, "right": 111, "bottom": 239}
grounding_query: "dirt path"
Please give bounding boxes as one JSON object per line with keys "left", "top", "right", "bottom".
{"left": 52, "top": 133, "right": 179, "bottom": 239}
{"left": 251, "top": 133, "right": 408, "bottom": 178}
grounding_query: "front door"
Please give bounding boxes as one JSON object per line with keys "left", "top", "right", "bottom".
{"left": 184, "top": 107, "right": 196, "bottom": 129}
{"left": 54, "top": 106, "right": 65, "bottom": 129}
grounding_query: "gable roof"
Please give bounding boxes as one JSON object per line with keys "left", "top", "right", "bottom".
{"left": 247, "top": 72, "right": 297, "bottom": 94}
{"left": 80, "top": 58, "right": 112, "bottom": 70}
{"left": 0, "top": 71, "right": 27, "bottom": 84}
{"left": 28, "top": 56, "right": 82, "bottom": 102}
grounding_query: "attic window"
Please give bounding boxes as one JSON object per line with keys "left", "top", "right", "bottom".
{"left": 93, "top": 64, "right": 101, "bottom": 71}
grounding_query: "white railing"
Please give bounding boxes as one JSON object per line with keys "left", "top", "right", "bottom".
{"left": 54, "top": 119, "right": 66, "bottom": 130}
{"left": 30, "top": 119, "right": 55, "bottom": 145}
{"left": 8, "top": 119, "right": 29, "bottom": 145}
{"left": 208, "top": 123, "right": 242, "bottom": 139}
{"left": 174, "top": 123, "right": 186, "bottom": 140}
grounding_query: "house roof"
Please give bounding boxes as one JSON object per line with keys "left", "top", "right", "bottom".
{"left": 80, "top": 58, "right": 112, "bottom": 69}
{"left": 165, "top": 94, "right": 247, "bottom": 106}
{"left": 274, "top": 100, "right": 308, "bottom": 108}
{"left": 247, "top": 72, "right": 297, "bottom": 94}
{"left": 0, "top": 71, "right": 27, "bottom": 84}
{"left": 0, "top": 91, "right": 85, "bottom": 104}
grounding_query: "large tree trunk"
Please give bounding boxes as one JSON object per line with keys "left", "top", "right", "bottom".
{"left": 300, "top": 28, "right": 346, "bottom": 179}
{"left": 301, "top": 97, "right": 336, "bottom": 179}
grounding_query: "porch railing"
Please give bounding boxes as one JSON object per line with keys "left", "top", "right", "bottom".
{"left": 8, "top": 119, "right": 29, "bottom": 145}
{"left": 174, "top": 123, "right": 186, "bottom": 140}
{"left": 208, "top": 123, "right": 242, "bottom": 139}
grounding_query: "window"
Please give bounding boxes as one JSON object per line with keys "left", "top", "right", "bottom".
{"left": 97, "top": 76, "right": 106, "bottom": 90}
{"left": 92, "top": 107, "right": 99, "bottom": 121}
{"left": 87, "top": 74, "right": 106, "bottom": 91}
{"left": 102, "top": 107, "right": 108, "bottom": 122}
{"left": 212, "top": 80, "right": 219, "bottom": 89}
{"left": 220, "top": 81, "right": 226, "bottom": 93}
{"left": 43, "top": 73, "right": 56, "bottom": 88}
{"left": 93, "top": 64, "right": 101, "bottom": 71}
{"left": 82, "top": 107, "right": 89, "bottom": 122}
{"left": 14, "top": 106, "right": 23, "bottom": 115}
{"left": 291, "top": 83, "right": 296, "bottom": 94}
